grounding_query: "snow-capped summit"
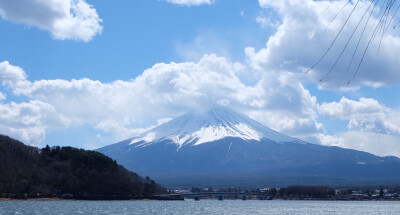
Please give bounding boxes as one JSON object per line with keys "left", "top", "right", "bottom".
{"left": 98, "top": 106, "right": 400, "bottom": 188}
{"left": 129, "top": 106, "right": 298, "bottom": 148}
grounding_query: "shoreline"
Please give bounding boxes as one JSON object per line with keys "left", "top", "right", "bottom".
{"left": 1, "top": 197, "right": 399, "bottom": 202}
{"left": 0, "top": 198, "right": 158, "bottom": 201}
{"left": 0, "top": 197, "right": 67, "bottom": 201}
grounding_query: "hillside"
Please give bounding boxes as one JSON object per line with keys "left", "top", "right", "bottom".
{"left": 0, "top": 135, "right": 166, "bottom": 199}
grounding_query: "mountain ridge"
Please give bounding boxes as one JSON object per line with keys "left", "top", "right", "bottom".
{"left": 98, "top": 106, "right": 400, "bottom": 188}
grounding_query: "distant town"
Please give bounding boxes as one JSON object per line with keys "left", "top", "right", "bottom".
{"left": 166, "top": 185, "right": 400, "bottom": 201}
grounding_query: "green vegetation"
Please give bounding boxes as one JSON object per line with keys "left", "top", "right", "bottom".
{"left": 0, "top": 135, "right": 166, "bottom": 199}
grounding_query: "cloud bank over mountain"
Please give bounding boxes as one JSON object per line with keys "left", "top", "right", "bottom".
{"left": 0, "top": 56, "right": 319, "bottom": 146}
{"left": 1, "top": 54, "right": 400, "bottom": 157}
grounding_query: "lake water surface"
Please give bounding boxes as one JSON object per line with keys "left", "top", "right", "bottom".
{"left": 0, "top": 200, "right": 399, "bottom": 215}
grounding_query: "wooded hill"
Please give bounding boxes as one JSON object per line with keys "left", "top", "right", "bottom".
{"left": 0, "top": 135, "right": 166, "bottom": 199}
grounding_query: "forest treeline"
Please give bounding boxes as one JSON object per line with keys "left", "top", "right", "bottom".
{"left": 0, "top": 135, "right": 166, "bottom": 199}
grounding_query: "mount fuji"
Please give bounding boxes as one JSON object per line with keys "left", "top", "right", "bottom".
{"left": 98, "top": 106, "right": 400, "bottom": 188}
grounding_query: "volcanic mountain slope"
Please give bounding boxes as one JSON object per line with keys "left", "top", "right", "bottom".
{"left": 98, "top": 106, "right": 400, "bottom": 188}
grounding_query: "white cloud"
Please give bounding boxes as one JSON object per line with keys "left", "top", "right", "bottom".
{"left": 0, "top": 91, "right": 5, "bottom": 100}
{"left": 175, "top": 33, "right": 233, "bottom": 61}
{"left": 248, "top": 108, "right": 324, "bottom": 139}
{"left": 316, "top": 132, "right": 400, "bottom": 158}
{"left": 320, "top": 97, "right": 382, "bottom": 119}
{"left": 239, "top": 71, "right": 323, "bottom": 138}
{"left": 1, "top": 57, "right": 398, "bottom": 156}
{"left": 249, "top": 0, "right": 400, "bottom": 89}
{"left": 0, "top": 57, "right": 321, "bottom": 148}
{"left": 0, "top": 61, "right": 30, "bottom": 89}
{"left": 244, "top": 0, "right": 400, "bottom": 156}
{"left": 94, "top": 117, "right": 173, "bottom": 142}
{"left": 0, "top": 100, "right": 68, "bottom": 145}
{"left": 0, "top": 57, "right": 247, "bottom": 146}
{"left": 165, "top": 0, "right": 214, "bottom": 6}
{"left": 0, "top": 0, "right": 102, "bottom": 42}
{"left": 320, "top": 97, "right": 400, "bottom": 135}
{"left": 256, "top": 16, "right": 268, "bottom": 26}
{"left": 256, "top": 16, "right": 279, "bottom": 28}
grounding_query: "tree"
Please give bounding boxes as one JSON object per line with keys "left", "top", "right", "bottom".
{"left": 0, "top": 135, "right": 167, "bottom": 199}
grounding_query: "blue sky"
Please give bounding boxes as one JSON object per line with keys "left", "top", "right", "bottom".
{"left": 0, "top": 0, "right": 268, "bottom": 81}
{"left": 1, "top": 0, "right": 400, "bottom": 157}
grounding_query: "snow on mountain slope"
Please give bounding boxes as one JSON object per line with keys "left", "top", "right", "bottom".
{"left": 98, "top": 106, "right": 400, "bottom": 188}
{"left": 129, "top": 106, "right": 298, "bottom": 148}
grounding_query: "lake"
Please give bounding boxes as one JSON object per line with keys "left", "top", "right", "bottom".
{"left": 0, "top": 200, "right": 399, "bottom": 215}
